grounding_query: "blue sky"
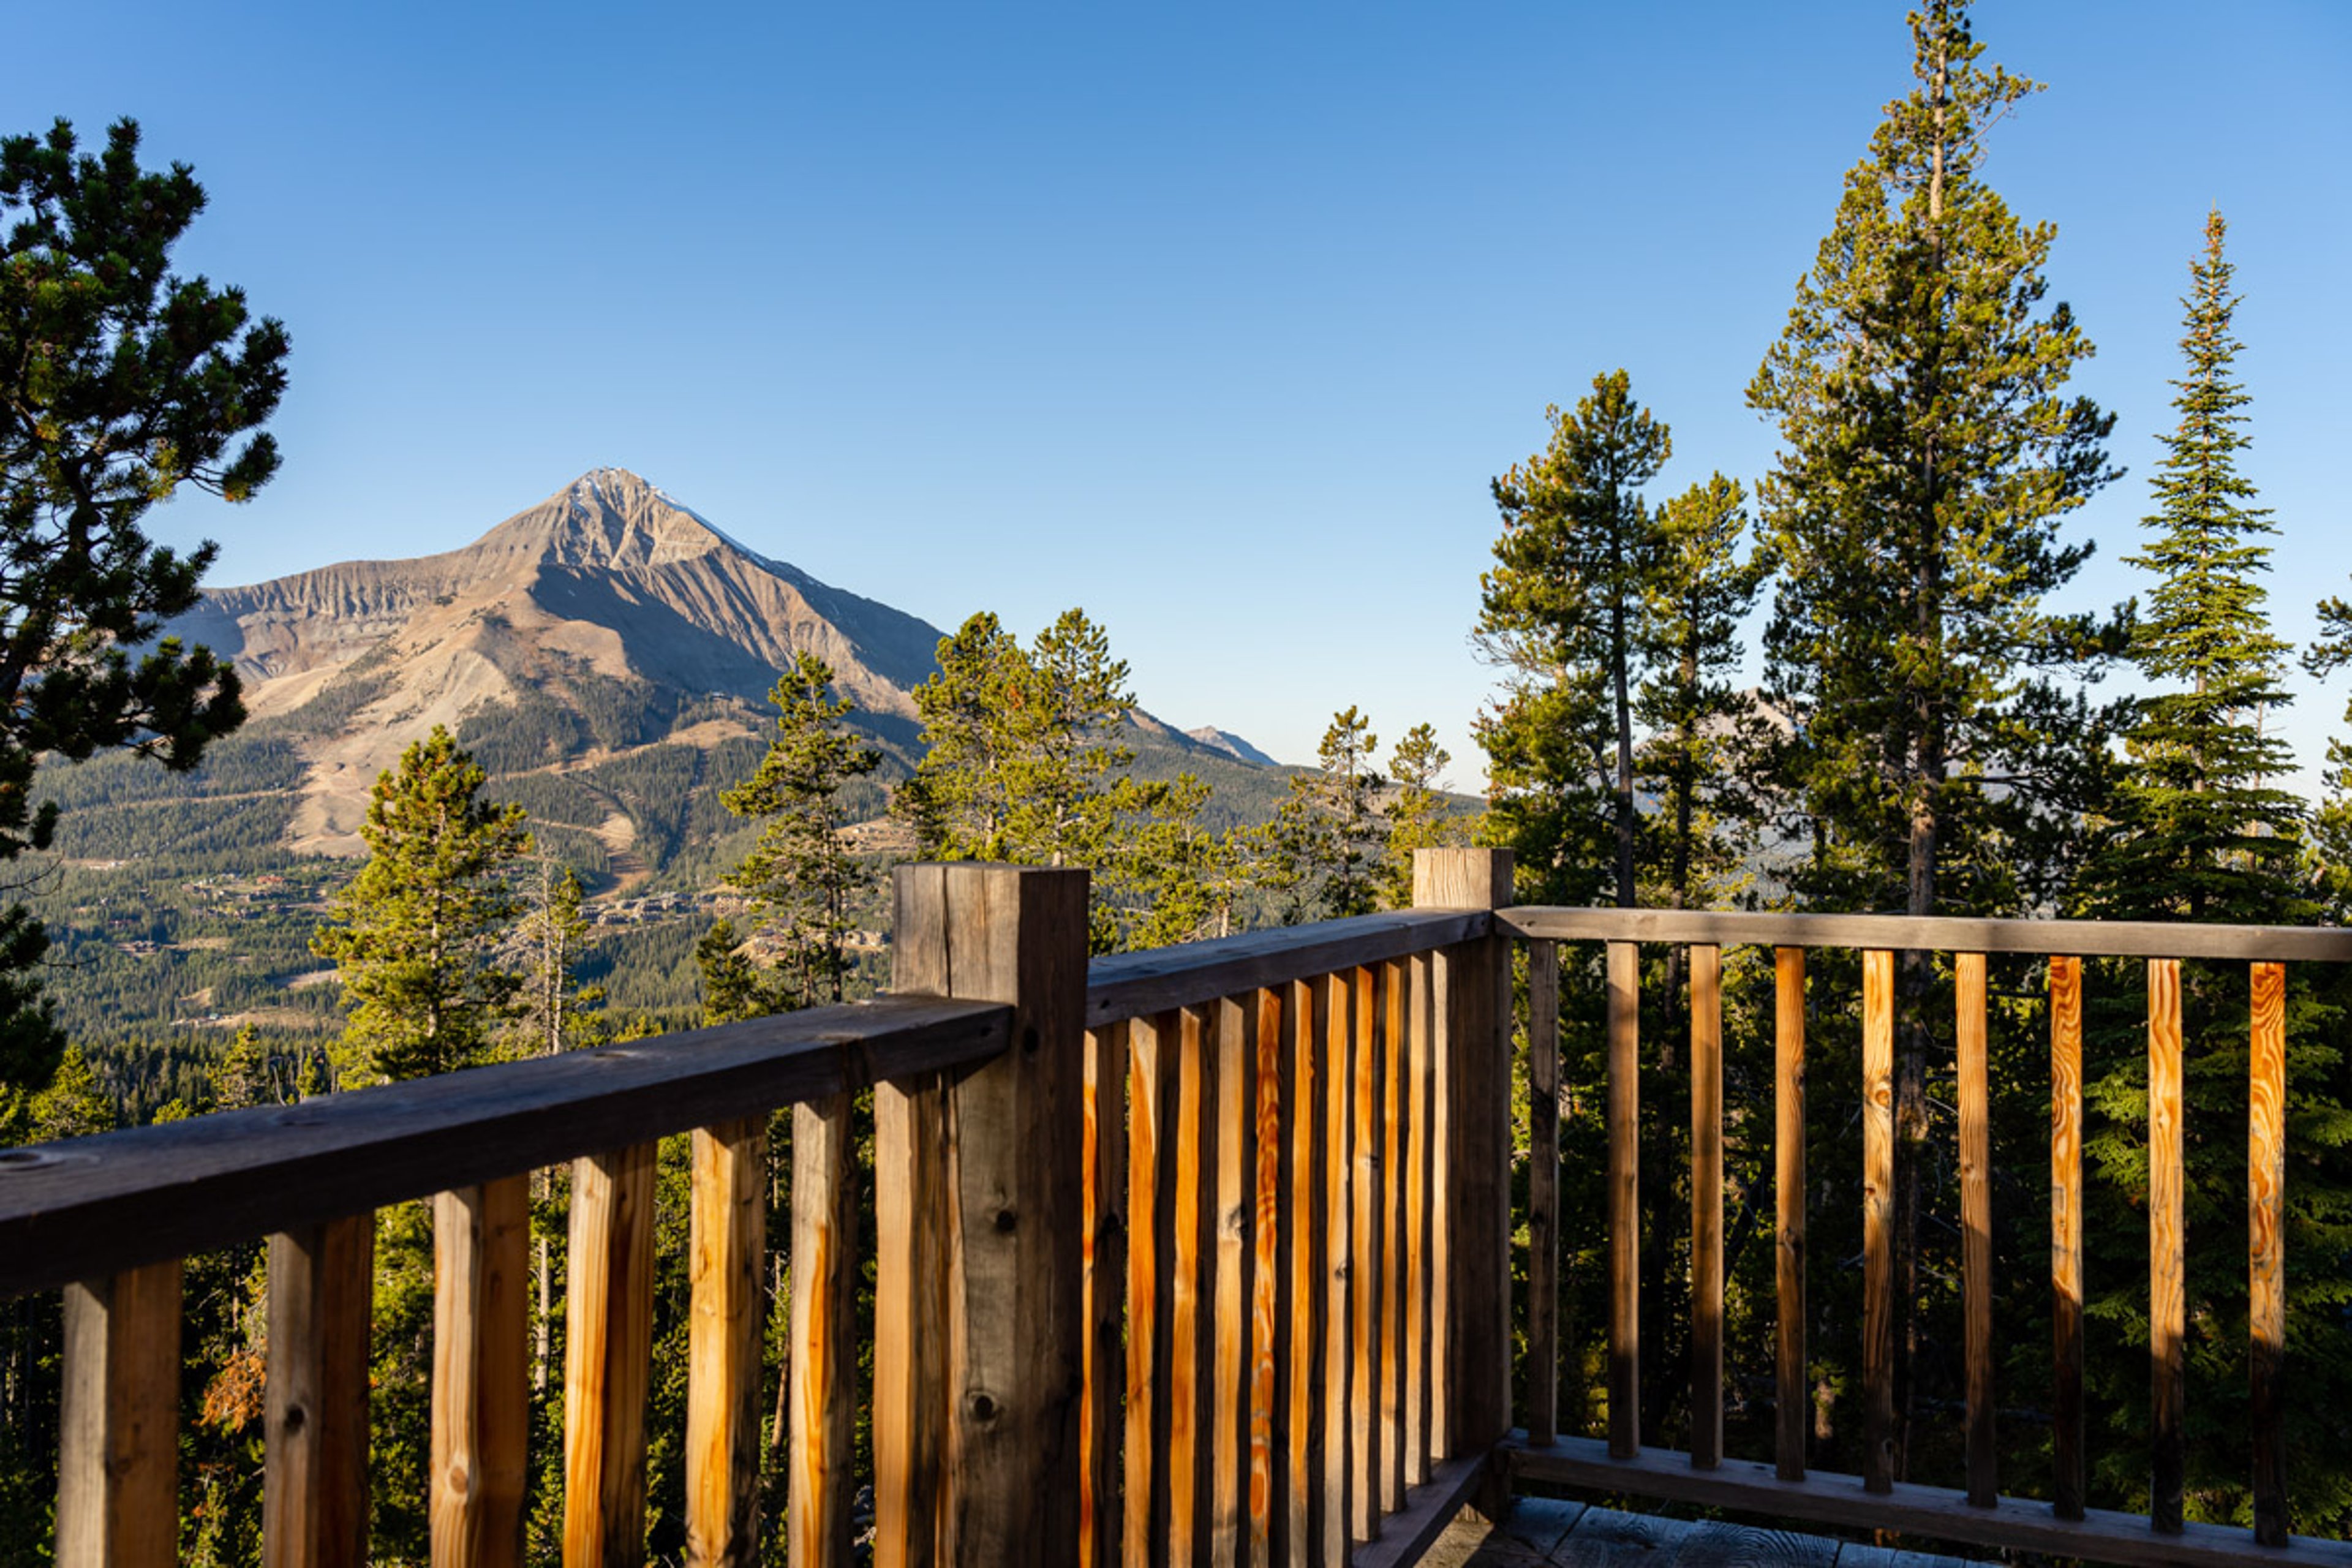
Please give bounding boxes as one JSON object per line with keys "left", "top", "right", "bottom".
{"left": 23, "top": 1, "right": 2352, "bottom": 783}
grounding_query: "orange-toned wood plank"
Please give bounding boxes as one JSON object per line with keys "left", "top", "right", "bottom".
{"left": 1349, "top": 964, "right": 1382, "bottom": 1542}
{"left": 1169, "top": 1007, "right": 1210, "bottom": 1567}
{"left": 1084, "top": 1024, "right": 1129, "bottom": 1568}
{"left": 1862, "top": 949, "right": 1895, "bottom": 1496}
{"left": 1526, "top": 939, "right": 1560, "bottom": 1450}
{"left": 1774, "top": 946, "right": 1807, "bottom": 1483}
{"left": 2149, "top": 958, "right": 2185, "bottom": 1534}
{"left": 1212, "top": 994, "right": 1254, "bottom": 1567}
{"left": 1607, "top": 939, "right": 1640, "bottom": 1460}
{"left": 1380, "top": 957, "right": 1408, "bottom": 1513}
{"left": 1690, "top": 943, "right": 1724, "bottom": 1471}
{"left": 265, "top": 1213, "right": 373, "bottom": 1568}
{"left": 57, "top": 1259, "right": 182, "bottom": 1568}
{"left": 1404, "top": 953, "right": 1435, "bottom": 1489}
{"left": 1249, "top": 987, "right": 1287, "bottom": 1566}
{"left": 432, "top": 1177, "right": 529, "bottom": 1568}
{"left": 788, "top": 1101, "right": 856, "bottom": 1567}
{"left": 2049, "top": 955, "right": 2084, "bottom": 1521}
{"left": 564, "top": 1143, "right": 657, "bottom": 1567}
{"left": 1323, "top": 972, "right": 1355, "bottom": 1560}
{"left": 1418, "top": 951, "right": 1447, "bottom": 1479}
{"left": 1956, "top": 952, "right": 1994, "bottom": 1508}
{"left": 1287, "top": 976, "right": 1327, "bottom": 1568}
{"left": 2250, "top": 960, "right": 2288, "bottom": 1547}
{"left": 1125, "top": 1012, "right": 1174, "bottom": 1567}
{"left": 873, "top": 1077, "right": 948, "bottom": 1568}
{"left": 689, "top": 1121, "right": 767, "bottom": 1568}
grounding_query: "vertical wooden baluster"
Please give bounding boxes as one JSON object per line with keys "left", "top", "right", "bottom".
{"left": 266, "top": 1213, "right": 374, "bottom": 1568}
{"left": 1213, "top": 994, "right": 1254, "bottom": 1567}
{"left": 2049, "top": 954, "right": 2085, "bottom": 1522}
{"left": 1287, "top": 976, "right": 1325, "bottom": 1568}
{"left": 1349, "top": 963, "right": 1381, "bottom": 1542}
{"left": 1774, "top": 946, "right": 1807, "bottom": 1483}
{"left": 1404, "top": 952, "right": 1435, "bottom": 1487}
{"left": 1084, "top": 1023, "right": 1130, "bottom": 1568}
{"left": 1526, "top": 938, "right": 1560, "bottom": 1449}
{"left": 1379, "top": 957, "right": 1407, "bottom": 1516}
{"left": 1607, "top": 938, "right": 1641, "bottom": 1459}
{"left": 873, "top": 1073, "right": 947, "bottom": 1568}
{"left": 2149, "top": 957, "right": 2185, "bottom": 1534}
{"left": 1250, "top": 987, "right": 1287, "bottom": 1566}
{"left": 1957, "top": 952, "right": 1995, "bottom": 1507}
{"left": 433, "top": 1177, "right": 529, "bottom": 1568}
{"left": 2251, "top": 960, "right": 2288, "bottom": 1547}
{"left": 1323, "top": 971, "right": 1355, "bottom": 1561}
{"left": 1171, "top": 1007, "right": 1210, "bottom": 1567}
{"left": 565, "top": 1143, "right": 657, "bottom": 1568}
{"left": 1126, "top": 1011, "right": 1174, "bottom": 1568}
{"left": 1862, "top": 948, "right": 1896, "bottom": 1496}
{"left": 788, "top": 1100, "right": 855, "bottom": 1568}
{"left": 56, "top": 1259, "right": 182, "bottom": 1568}
{"left": 691, "top": 1120, "right": 767, "bottom": 1568}
{"left": 1691, "top": 943, "right": 1724, "bottom": 1471}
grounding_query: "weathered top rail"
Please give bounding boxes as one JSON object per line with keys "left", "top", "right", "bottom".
{"left": 1502, "top": 905, "right": 2352, "bottom": 963}
{"left": 1083, "top": 907, "right": 1491, "bottom": 1028}
{"left": 0, "top": 993, "right": 1009, "bottom": 1300}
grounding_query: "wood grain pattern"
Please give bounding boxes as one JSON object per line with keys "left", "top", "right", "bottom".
{"left": 2049, "top": 954, "right": 2084, "bottom": 1522}
{"left": 1213, "top": 993, "right": 1254, "bottom": 1567}
{"left": 788, "top": 1101, "right": 856, "bottom": 1568}
{"left": 1422, "top": 947, "right": 1450, "bottom": 1475}
{"left": 2252, "top": 960, "right": 2288, "bottom": 1547}
{"left": 1085, "top": 910, "right": 1489, "bottom": 1028}
{"left": 565, "top": 1144, "right": 657, "bottom": 1568}
{"left": 1498, "top": 905, "right": 2352, "bottom": 963}
{"left": 1287, "top": 976, "right": 1325, "bottom": 1568}
{"left": 1774, "top": 947, "right": 1807, "bottom": 1484}
{"left": 1691, "top": 943, "right": 1724, "bottom": 1472}
{"left": 56, "top": 1259, "right": 182, "bottom": 1568}
{"left": 1324, "top": 971, "right": 1355, "bottom": 1561}
{"left": 265, "top": 1213, "right": 374, "bottom": 1568}
{"left": 1249, "top": 987, "right": 1286, "bottom": 1566}
{"left": 0, "top": 994, "right": 1008, "bottom": 1302}
{"left": 1168, "top": 1007, "right": 1210, "bottom": 1568}
{"left": 873, "top": 1076, "right": 947, "bottom": 1568}
{"left": 1084, "top": 1023, "right": 1129, "bottom": 1568}
{"left": 1607, "top": 938, "right": 1641, "bottom": 1460}
{"left": 1403, "top": 953, "right": 1434, "bottom": 1488}
{"left": 1125, "top": 1012, "right": 1169, "bottom": 1567}
{"left": 1379, "top": 957, "right": 1408, "bottom": 1515}
{"left": 2149, "top": 957, "right": 2185, "bottom": 1535}
{"left": 1508, "top": 1435, "right": 2352, "bottom": 1568}
{"left": 1349, "top": 963, "right": 1382, "bottom": 1542}
{"left": 1527, "top": 938, "right": 1560, "bottom": 1450}
{"left": 922, "top": 865, "right": 1091, "bottom": 1566}
{"left": 1861, "top": 949, "right": 1895, "bottom": 1496}
{"left": 1955, "top": 952, "right": 1994, "bottom": 1509}
{"left": 688, "top": 1121, "right": 766, "bottom": 1568}
{"left": 432, "top": 1177, "right": 529, "bottom": 1568}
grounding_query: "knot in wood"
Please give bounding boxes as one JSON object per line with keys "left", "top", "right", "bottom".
{"left": 968, "top": 1390, "right": 1000, "bottom": 1423}
{"left": 993, "top": 1207, "right": 1017, "bottom": 1233}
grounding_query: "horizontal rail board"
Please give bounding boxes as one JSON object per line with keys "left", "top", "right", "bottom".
{"left": 0, "top": 996, "right": 1011, "bottom": 1300}
{"left": 1348, "top": 1450, "right": 1488, "bottom": 1568}
{"left": 1085, "top": 910, "right": 1490, "bottom": 1028}
{"left": 1506, "top": 1435, "right": 2352, "bottom": 1568}
{"left": 1499, "top": 907, "right": 2352, "bottom": 963}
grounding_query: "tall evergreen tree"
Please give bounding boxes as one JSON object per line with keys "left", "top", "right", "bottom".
{"left": 510, "top": 858, "right": 603, "bottom": 1056}
{"left": 1263, "top": 706, "right": 1385, "bottom": 922}
{"left": 0, "top": 118, "right": 288, "bottom": 1128}
{"left": 1747, "top": 0, "right": 2120, "bottom": 1479}
{"left": 311, "top": 726, "right": 530, "bottom": 1085}
{"left": 1479, "top": 370, "right": 1670, "bottom": 907}
{"left": 2082, "top": 211, "right": 2301, "bottom": 922}
{"left": 1379, "top": 723, "right": 1466, "bottom": 911}
{"left": 709, "top": 651, "right": 883, "bottom": 1011}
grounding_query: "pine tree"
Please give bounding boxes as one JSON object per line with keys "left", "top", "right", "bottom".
{"left": 1379, "top": 723, "right": 1466, "bottom": 911}
{"left": 2082, "top": 211, "right": 2301, "bottom": 922}
{"left": 510, "top": 858, "right": 603, "bottom": 1055}
{"left": 1263, "top": 707, "right": 1386, "bottom": 922}
{"left": 1479, "top": 370, "right": 1671, "bottom": 907}
{"left": 311, "top": 727, "right": 531, "bottom": 1085}
{"left": 0, "top": 118, "right": 288, "bottom": 1117}
{"left": 1746, "top": 0, "right": 2122, "bottom": 1482}
{"left": 710, "top": 652, "right": 883, "bottom": 1011}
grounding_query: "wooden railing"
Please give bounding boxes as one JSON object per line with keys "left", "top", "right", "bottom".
{"left": 0, "top": 852, "right": 1520, "bottom": 1567}
{"left": 1495, "top": 905, "right": 2352, "bottom": 1568}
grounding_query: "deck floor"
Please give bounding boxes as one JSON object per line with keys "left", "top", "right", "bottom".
{"left": 1421, "top": 1499, "right": 1983, "bottom": 1568}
